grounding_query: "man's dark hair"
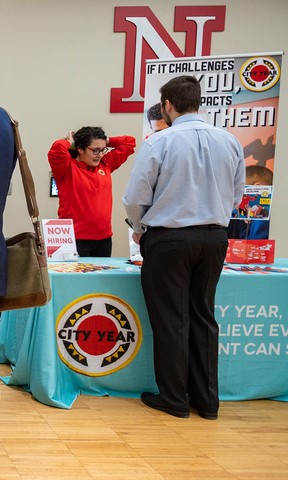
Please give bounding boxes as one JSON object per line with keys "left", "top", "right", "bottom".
{"left": 70, "top": 126, "right": 107, "bottom": 158}
{"left": 147, "top": 103, "right": 162, "bottom": 124}
{"left": 160, "top": 75, "right": 201, "bottom": 113}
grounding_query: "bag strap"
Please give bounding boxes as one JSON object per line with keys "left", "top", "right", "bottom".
{"left": 5, "top": 110, "right": 45, "bottom": 255}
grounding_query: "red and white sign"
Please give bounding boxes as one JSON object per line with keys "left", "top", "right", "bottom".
{"left": 42, "top": 219, "right": 78, "bottom": 261}
{"left": 226, "top": 239, "right": 275, "bottom": 264}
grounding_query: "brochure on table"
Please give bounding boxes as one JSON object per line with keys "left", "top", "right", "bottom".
{"left": 42, "top": 219, "right": 78, "bottom": 261}
{"left": 226, "top": 239, "right": 275, "bottom": 264}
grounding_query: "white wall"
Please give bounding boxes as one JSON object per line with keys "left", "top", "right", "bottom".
{"left": 1, "top": 0, "right": 287, "bottom": 258}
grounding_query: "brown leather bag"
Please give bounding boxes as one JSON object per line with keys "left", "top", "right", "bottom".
{"left": 0, "top": 112, "right": 51, "bottom": 311}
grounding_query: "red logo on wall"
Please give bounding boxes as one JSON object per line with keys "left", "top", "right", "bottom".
{"left": 111, "top": 6, "right": 226, "bottom": 113}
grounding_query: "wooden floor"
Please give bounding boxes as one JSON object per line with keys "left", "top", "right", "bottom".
{"left": 0, "top": 363, "right": 288, "bottom": 480}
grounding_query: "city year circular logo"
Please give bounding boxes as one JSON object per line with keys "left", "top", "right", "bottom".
{"left": 240, "top": 56, "right": 280, "bottom": 92}
{"left": 57, "top": 293, "right": 142, "bottom": 376}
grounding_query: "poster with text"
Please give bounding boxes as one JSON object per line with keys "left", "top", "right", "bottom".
{"left": 143, "top": 52, "right": 282, "bottom": 241}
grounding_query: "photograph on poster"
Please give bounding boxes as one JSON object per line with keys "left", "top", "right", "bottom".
{"left": 231, "top": 185, "right": 273, "bottom": 220}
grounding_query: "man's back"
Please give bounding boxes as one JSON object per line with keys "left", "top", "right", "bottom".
{"left": 126, "top": 114, "right": 244, "bottom": 230}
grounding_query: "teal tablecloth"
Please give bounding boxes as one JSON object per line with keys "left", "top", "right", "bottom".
{"left": 1, "top": 258, "right": 288, "bottom": 408}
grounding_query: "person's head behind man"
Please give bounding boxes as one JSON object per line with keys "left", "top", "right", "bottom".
{"left": 160, "top": 75, "right": 201, "bottom": 126}
{"left": 147, "top": 103, "right": 168, "bottom": 133}
{"left": 245, "top": 165, "right": 273, "bottom": 185}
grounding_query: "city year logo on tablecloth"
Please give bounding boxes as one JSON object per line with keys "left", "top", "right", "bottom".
{"left": 56, "top": 294, "right": 142, "bottom": 376}
{"left": 240, "top": 56, "right": 281, "bottom": 92}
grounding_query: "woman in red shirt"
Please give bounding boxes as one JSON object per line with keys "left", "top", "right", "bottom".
{"left": 48, "top": 126, "right": 136, "bottom": 257}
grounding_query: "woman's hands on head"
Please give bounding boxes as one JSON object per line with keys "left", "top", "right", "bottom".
{"left": 65, "top": 131, "right": 75, "bottom": 148}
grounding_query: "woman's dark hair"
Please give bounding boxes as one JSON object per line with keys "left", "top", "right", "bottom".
{"left": 70, "top": 126, "right": 107, "bottom": 158}
{"left": 160, "top": 75, "right": 201, "bottom": 113}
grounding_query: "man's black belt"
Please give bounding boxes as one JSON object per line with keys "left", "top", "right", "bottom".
{"left": 188, "top": 224, "right": 224, "bottom": 230}
{"left": 147, "top": 224, "right": 224, "bottom": 230}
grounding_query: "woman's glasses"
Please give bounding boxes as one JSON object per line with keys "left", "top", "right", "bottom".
{"left": 86, "top": 146, "right": 109, "bottom": 155}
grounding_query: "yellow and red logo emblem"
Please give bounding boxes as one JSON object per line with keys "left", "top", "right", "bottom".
{"left": 240, "top": 56, "right": 280, "bottom": 92}
{"left": 56, "top": 294, "right": 142, "bottom": 376}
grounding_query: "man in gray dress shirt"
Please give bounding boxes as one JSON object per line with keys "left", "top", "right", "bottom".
{"left": 123, "top": 75, "right": 245, "bottom": 419}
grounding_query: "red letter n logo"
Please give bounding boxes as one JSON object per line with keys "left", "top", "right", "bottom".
{"left": 110, "top": 6, "right": 226, "bottom": 113}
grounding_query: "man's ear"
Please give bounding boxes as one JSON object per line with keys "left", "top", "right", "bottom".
{"left": 164, "top": 99, "right": 172, "bottom": 112}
